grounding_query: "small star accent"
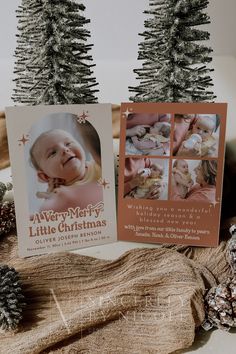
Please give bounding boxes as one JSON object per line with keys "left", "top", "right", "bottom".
{"left": 18, "top": 134, "right": 29, "bottom": 146}
{"left": 98, "top": 178, "right": 110, "bottom": 189}
{"left": 77, "top": 111, "right": 89, "bottom": 124}
{"left": 122, "top": 107, "right": 133, "bottom": 119}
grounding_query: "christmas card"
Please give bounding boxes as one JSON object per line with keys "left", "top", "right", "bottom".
{"left": 6, "top": 104, "right": 116, "bottom": 257}
{"left": 118, "top": 102, "right": 227, "bottom": 247}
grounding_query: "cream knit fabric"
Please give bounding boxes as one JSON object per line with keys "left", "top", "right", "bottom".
{"left": 0, "top": 233, "right": 231, "bottom": 354}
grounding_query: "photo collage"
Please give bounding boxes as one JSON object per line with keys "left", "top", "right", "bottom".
{"left": 124, "top": 112, "right": 220, "bottom": 203}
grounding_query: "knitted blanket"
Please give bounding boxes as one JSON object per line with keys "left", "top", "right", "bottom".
{"left": 0, "top": 232, "right": 232, "bottom": 354}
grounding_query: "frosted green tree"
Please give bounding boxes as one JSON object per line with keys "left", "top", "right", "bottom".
{"left": 129, "top": 0, "right": 216, "bottom": 102}
{"left": 12, "top": 0, "right": 40, "bottom": 104}
{"left": 12, "top": 0, "right": 98, "bottom": 105}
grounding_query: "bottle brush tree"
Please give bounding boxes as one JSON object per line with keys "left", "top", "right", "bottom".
{"left": 12, "top": 0, "right": 98, "bottom": 105}
{"left": 129, "top": 0, "right": 216, "bottom": 102}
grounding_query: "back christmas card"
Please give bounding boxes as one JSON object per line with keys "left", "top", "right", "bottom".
{"left": 118, "top": 102, "right": 227, "bottom": 247}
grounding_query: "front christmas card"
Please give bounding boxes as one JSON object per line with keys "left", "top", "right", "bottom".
{"left": 6, "top": 104, "right": 116, "bottom": 257}
{"left": 118, "top": 102, "right": 227, "bottom": 247}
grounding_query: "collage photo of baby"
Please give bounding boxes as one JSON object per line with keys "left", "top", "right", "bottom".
{"left": 174, "top": 114, "right": 220, "bottom": 157}
{"left": 124, "top": 157, "right": 169, "bottom": 200}
{"left": 124, "top": 112, "right": 170, "bottom": 200}
{"left": 124, "top": 112, "right": 220, "bottom": 202}
{"left": 125, "top": 113, "right": 171, "bottom": 156}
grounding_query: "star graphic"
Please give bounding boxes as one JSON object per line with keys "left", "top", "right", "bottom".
{"left": 98, "top": 178, "right": 110, "bottom": 189}
{"left": 77, "top": 111, "right": 89, "bottom": 124}
{"left": 18, "top": 134, "right": 29, "bottom": 146}
{"left": 122, "top": 108, "right": 132, "bottom": 119}
{"left": 210, "top": 200, "right": 219, "bottom": 208}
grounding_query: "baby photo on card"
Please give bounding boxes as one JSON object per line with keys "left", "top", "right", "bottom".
{"left": 173, "top": 113, "right": 220, "bottom": 158}
{"left": 118, "top": 102, "right": 227, "bottom": 247}
{"left": 6, "top": 104, "right": 116, "bottom": 257}
{"left": 124, "top": 157, "right": 169, "bottom": 200}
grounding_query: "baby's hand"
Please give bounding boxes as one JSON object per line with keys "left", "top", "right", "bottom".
{"left": 145, "top": 182, "right": 165, "bottom": 200}
{"left": 131, "top": 136, "right": 157, "bottom": 150}
{"left": 188, "top": 180, "right": 194, "bottom": 187}
{"left": 52, "top": 185, "right": 68, "bottom": 196}
{"left": 126, "top": 125, "right": 148, "bottom": 137}
{"left": 47, "top": 177, "right": 65, "bottom": 192}
{"left": 36, "top": 178, "right": 66, "bottom": 200}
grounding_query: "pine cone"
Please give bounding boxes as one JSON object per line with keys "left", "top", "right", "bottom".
{"left": 202, "top": 225, "right": 236, "bottom": 331}
{"left": 202, "top": 278, "right": 236, "bottom": 330}
{"left": 0, "top": 265, "right": 25, "bottom": 331}
{"left": 0, "top": 182, "right": 7, "bottom": 201}
{"left": 227, "top": 225, "right": 236, "bottom": 274}
{"left": 0, "top": 201, "right": 16, "bottom": 236}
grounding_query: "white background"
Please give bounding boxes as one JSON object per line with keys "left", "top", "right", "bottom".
{"left": 0, "top": 0, "right": 236, "bottom": 140}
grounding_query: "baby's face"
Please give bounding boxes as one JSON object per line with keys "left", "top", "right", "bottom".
{"left": 177, "top": 160, "right": 189, "bottom": 174}
{"left": 34, "top": 130, "right": 86, "bottom": 182}
{"left": 192, "top": 118, "right": 215, "bottom": 141}
{"left": 194, "top": 163, "right": 204, "bottom": 185}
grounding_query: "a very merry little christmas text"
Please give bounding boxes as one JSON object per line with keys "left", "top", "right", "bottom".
{"left": 29, "top": 203, "right": 106, "bottom": 237}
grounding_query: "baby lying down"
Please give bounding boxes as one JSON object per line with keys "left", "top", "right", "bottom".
{"left": 127, "top": 122, "right": 171, "bottom": 155}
